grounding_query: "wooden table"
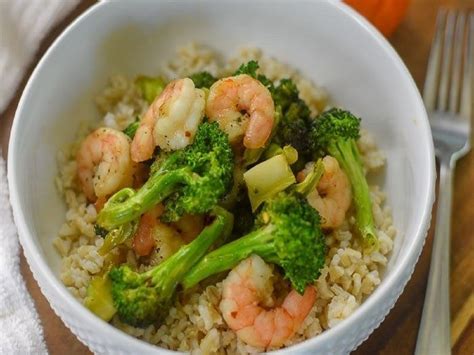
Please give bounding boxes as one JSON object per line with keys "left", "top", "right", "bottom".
{"left": 1, "top": 0, "right": 473, "bottom": 354}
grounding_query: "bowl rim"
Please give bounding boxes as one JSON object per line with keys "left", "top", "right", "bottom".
{"left": 7, "top": 0, "right": 436, "bottom": 353}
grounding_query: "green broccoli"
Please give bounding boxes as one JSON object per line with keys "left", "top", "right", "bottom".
{"left": 182, "top": 193, "right": 326, "bottom": 294}
{"left": 233, "top": 60, "right": 274, "bottom": 91}
{"left": 122, "top": 117, "right": 140, "bottom": 139}
{"left": 109, "top": 206, "right": 233, "bottom": 326}
{"left": 218, "top": 163, "right": 255, "bottom": 236}
{"left": 135, "top": 76, "right": 166, "bottom": 103}
{"left": 189, "top": 71, "right": 217, "bottom": 89}
{"left": 97, "top": 122, "right": 234, "bottom": 230}
{"left": 98, "top": 220, "right": 137, "bottom": 256}
{"left": 291, "top": 158, "right": 324, "bottom": 196}
{"left": 233, "top": 60, "right": 260, "bottom": 77}
{"left": 311, "top": 108, "right": 378, "bottom": 251}
{"left": 229, "top": 194, "right": 255, "bottom": 237}
{"left": 271, "top": 79, "right": 313, "bottom": 161}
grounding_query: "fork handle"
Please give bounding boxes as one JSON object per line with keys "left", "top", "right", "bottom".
{"left": 415, "top": 160, "right": 453, "bottom": 355}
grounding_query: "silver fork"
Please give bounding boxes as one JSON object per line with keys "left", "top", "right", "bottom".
{"left": 415, "top": 9, "right": 473, "bottom": 355}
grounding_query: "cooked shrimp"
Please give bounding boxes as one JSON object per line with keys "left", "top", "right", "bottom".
{"left": 300, "top": 156, "right": 351, "bottom": 229}
{"left": 172, "top": 214, "right": 204, "bottom": 243}
{"left": 94, "top": 196, "right": 107, "bottom": 213}
{"left": 76, "top": 128, "right": 136, "bottom": 201}
{"left": 131, "top": 78, "right": 205, "bottom": 162}
{"left": 133, "top": 204, "right": 185, "bottom": 259}
{"left": 206, "top": 74, "right": 274, "bottom": 149}
{"left": 132, "top": 206, "right": 163, "bottom": 257}
{"left": 220, "top": 255, "right": 317, "bottom": 349}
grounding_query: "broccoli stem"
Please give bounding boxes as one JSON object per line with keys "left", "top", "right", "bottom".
{"left": 122, "top": 118, "right": 140, "bottom": 139}
{"left": 99, "top": 220, "right": 137, "bottom": 256}
{"left": 328, "top": 139, "right": 378, "bottom": 251}
{"left": 183, "top": 193, "right": 326, "bottom": 294}
{"left": 291, "top": 158, "right": 324, "bottom": 196}
{"left": 145, "top": 206, "right": 234, "bottom": 294}
{"left": 97, "top": 167, "right": 193, "bottom": 230}
{"left": 181, "top": 225, "right": 276, "bottom": 289}
{"left": 109, "top": 206, "right": 234, "bottom": 326}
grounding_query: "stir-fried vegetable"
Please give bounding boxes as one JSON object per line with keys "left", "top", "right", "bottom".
{"left": 135, "top": 76, "right": 166, "bottom": 103}
{"left": 109, "top": 206, "right": 233, "bottom": 326}
{"left": 182, "top": 192, "right": 326, "bottom": 294}
{"left": 311, "top": 108, "right": 378, "bottom": 251}
{"left": 99, "top": 220, "right": 137, "bottom": 256}
{"left": 84, "top": 275, "right": 116, "bottom": 322}
{"left": 84, "top": 60, "right": 382, "bottom": 331}
{"left": 263, "top": 144, "right": 298, "bottom": 164}
{"left": 122, "top": 118, "right": 140, "bottom": 139}
{"left": 189, "top": 71, "right": 217, "bottom": 89}
{"left": 97, "top": 122, "right": 234, "bottom": 230}
{"left": 291, "top": 159, "right": 325, "bottom": 196}
{"left": 243, "top": 154, "right": 296, "bottom": 211}
{"left": 271, "top": 79, "right": 313, "bottom": 162}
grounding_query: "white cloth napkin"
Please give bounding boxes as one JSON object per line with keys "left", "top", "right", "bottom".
{"left": 0, "top": 0, "right": 80, "bottom": 112}
{"left": 0, "top": 0, "right": 80, "bottom": 353}
{"left": 0, "top": 159, "right": 47, "bottom": 354}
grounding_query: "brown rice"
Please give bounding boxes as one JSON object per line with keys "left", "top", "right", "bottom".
{"left": 54, "top": 44, "right": 395, "bottom": 354}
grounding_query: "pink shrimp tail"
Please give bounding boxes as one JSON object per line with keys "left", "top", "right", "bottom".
{"left": 283, "top": 286, "right": 317, "bottom": 326}
{"left": 243, "top": 111, "right": 274, "bottom": 148}
{"left": 131, "top": 125, "right": 154, "bottom": 162}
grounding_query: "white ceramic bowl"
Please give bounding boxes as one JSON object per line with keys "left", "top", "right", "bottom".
{"left": 8, "top": 0, "right": 435, "bottom": 354}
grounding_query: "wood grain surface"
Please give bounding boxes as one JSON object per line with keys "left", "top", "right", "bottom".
{"left": 1, "top": 0, "right": 473, "bottom": 354}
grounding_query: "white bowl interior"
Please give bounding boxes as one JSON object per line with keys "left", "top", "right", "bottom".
{"left": 9, "top": 0, "right": 434, "bottom": 353}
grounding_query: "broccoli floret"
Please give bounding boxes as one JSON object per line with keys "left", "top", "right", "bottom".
{"left": 122, "top": 117, "right": 140, "bottom": 139}
{"left": 271, "top": 79, "right": 313, "bottom": 160}
{"left": 311, "top": 108, "right": 378, "bottom": 251}
{"left": 311, "top": 108, "right": 360, "bottom": 156}
{"left": 228, "top": 189, "right": 255, "bottom": 237}
{"left": 189, "top": 71, "right": 217, "bottom": 89}
{"left": 160, "top": 122, "right": 234, "bottom": 222}
{"left": 218, "top": 163, "right": 255, "bottom": 236}
{"left": 272, "top": 79, "right": 303, "bottom": 112}
{"left": 233, "top": 60, "right": 275, "bottom": 91}
{"left": 233, "top": 60, "right": 260, "bottom": 78}
{"left": 97, "top": 122, "right": 234, "bottom": 230}
{"left": 135, "top": 76, "right": 166, "bottom": 103}
{"left": 182, "top": 193, "right": 326, "bottom": 293}
{"left": 109, "top": 207, "right": 233, "bottom": 326}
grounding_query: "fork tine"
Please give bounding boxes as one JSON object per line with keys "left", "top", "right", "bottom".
{"left": 460, "top": 13, "right": 473, "bottom": 120}
{"left": 448, "top": 12, "right": 466, "bottom": 113}
{"left": 423, "top": 9, "right": 446, "bottom": 110}
{"left": 438, "top": 10, "right": 456, "bottom": 111}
